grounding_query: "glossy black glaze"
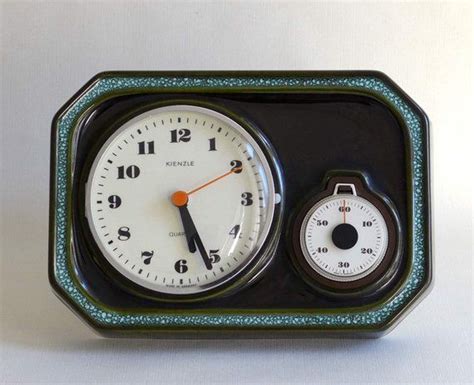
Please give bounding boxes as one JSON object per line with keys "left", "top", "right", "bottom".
{"left": 332, "top": 224, "right": 359, "bottom": 250}
{"left": 73, "top": 92, "right": 407, "bottom": 309}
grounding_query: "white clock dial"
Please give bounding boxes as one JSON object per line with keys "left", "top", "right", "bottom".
{"left": 86, "top": 105, "right": 278, "bottom": 295}
{"left": 300, "top": 193, "right": 389, "bottom": 282}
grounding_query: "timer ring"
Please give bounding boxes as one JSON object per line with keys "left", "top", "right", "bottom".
{"left": 290, "top": 173, "right": 403, "bottom": 297}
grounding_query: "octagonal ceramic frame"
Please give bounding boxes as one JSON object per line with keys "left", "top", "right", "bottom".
{"left": 49, "top": 71, "right": 432, "bottom": 338}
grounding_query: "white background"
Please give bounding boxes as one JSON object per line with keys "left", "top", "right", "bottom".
{"left": 1, "top": 1, "right": 472, "bottom": 384}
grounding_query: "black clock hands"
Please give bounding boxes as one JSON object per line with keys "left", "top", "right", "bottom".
{"left": 170, "top": 168, "right": 242, "bottom": 271}
{"left": 172, "top": 191, "right": 212, "bottom": 270}
{"left": 189, "top": 223, "right": 213, "bottom": 271}
{"left": 177, "top": 204, "right": 197, "bottom": 253}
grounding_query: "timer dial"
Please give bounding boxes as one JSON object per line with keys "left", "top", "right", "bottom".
{"left": 291, "top": 175, "right": 401, "bottom": 294}
{"left": 85, "top": 104, "right": 281, "bottom": 298}
{"left": 301, "top": 192, "right": 388, "bottom": 282}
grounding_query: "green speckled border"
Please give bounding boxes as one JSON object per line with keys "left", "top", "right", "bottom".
{"left": 50, "top": 72, "right": 430, "bottom": 333}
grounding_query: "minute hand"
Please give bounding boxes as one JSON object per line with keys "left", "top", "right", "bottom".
{"left": 177, "top": 204, "right": 212, "bottom": 270}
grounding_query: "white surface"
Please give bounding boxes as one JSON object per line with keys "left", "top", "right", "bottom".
{"left": 85, "top": 105, "right": 276, "bottom": 295}
{"left": 301, "top": 194, "right": 389, "bottom": 281}
{"left": 0, "top": 1, "right": 472, "bottom": 384}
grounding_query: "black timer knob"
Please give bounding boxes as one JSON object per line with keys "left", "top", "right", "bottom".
{"left": 331, "top": 223, "right": 358, "bottom": 250}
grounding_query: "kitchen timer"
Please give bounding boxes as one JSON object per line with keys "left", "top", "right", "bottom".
{"left": 49, "top": 71, "right": 432, "bottom": 337}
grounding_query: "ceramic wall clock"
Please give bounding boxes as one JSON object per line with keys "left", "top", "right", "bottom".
{"left": 49, "top": 71, "right": 432, "bottom": 337}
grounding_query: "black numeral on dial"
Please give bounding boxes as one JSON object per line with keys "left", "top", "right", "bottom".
{"left": 230, "top": 160, "right": 242, "bottom": 173}
{"left": 338, "top": 262, "right": 350, "bottom": 268}
{"left": 209, "top": 249, "right": 221, "bottom": 264}
{"left": 141, "top": 250, "right": 154, "bottom": 265}
{"left": 208, "top": 138, "right": 217, "bottom": 151}
{"left": 174, "top": 259, "right": 188, "bottom": 273}
{"left": 229, "top": 225, "right": 240, "bottom": 239}
{"left": 170, "top": 129, "right": 191, "bottom": 143}
{"left": 108, "top": 195, "right": 122, "bottom": 209}
{"left": 117, "top": 226, "right": 130, "bottom": 241}
{"left": 138, "top": 141, "right": 155, "bottom": 155}
{"left": 117, "top": 165, "right": 140, "bottom": 179}
{"left": 241, "top": 192, "right": 253, "bottom": 206}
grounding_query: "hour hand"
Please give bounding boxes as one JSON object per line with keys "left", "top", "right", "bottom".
{"left": 177, "top": 205, "right": 197, "bottom": 253}
{"left": 172, "top": 191, "right": 212, "bottom": 270}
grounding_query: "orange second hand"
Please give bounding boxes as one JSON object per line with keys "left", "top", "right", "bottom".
{"left": 187, "top": 167, "right": 242, "bottom": 196}
{"left": 343, "top": 199, "right": 346, "bottom": 223}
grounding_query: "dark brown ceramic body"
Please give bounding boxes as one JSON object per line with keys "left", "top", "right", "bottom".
{"left": 49, "top": 71, "right": 432, "bottom": 337}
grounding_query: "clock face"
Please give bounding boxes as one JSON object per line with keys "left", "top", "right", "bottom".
{"left": 85, "top": 105, "right": 278, "bottom": 296}
{"left": 300, "top": 194, "right": 389, "bottom": 282}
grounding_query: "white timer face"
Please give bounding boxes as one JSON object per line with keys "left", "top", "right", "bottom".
{"left": 300, "top": 194, "right": 389, "bottom": 282}
{"left": 86, "top": 105, "right": 277, "bottom": 295}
